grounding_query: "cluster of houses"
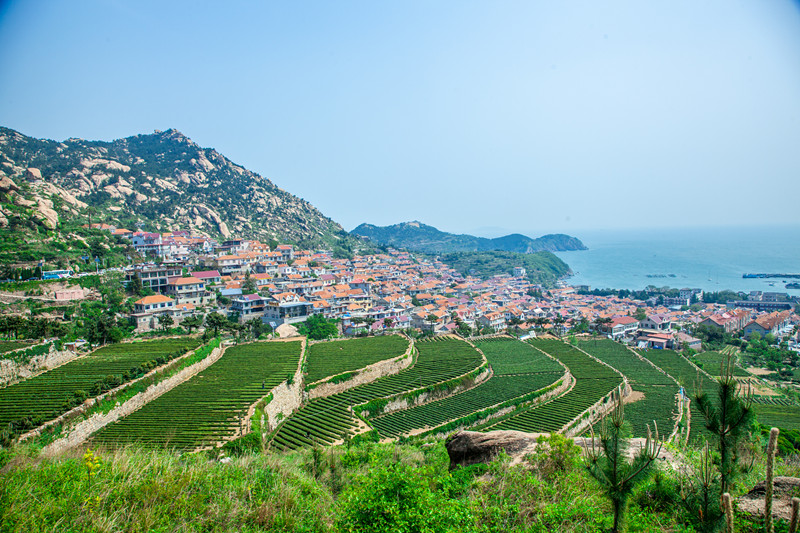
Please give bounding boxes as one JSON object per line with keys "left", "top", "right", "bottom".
{"left": 84, "top": 225, "right": 800, "bottom": 350}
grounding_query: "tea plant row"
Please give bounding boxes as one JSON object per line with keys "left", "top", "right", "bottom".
{"left": 305, "top": 335, "right": 409, "bottom": 384}
{"left": 0, "top": 338, "right": 201, "bottom": 436}
{"left": 270, "top": 337, "right": 484, "bottom": 451}
{"left": 91, "top": 340, "right": 302, "bottom": 450}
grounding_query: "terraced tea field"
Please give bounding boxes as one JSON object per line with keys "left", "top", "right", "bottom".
{"left": 92, "top": 340, "right": 302, "bottom": 450}
{"left": 0, "top": 338, "right": 200, "bottom": 433}
{"left": 580, "top": 338, "right": 679, "bottom": 437}
{"left": 638, "top": 348, "right": 718, "bottom": 443}
{"left": 752, "top": 404, "right": 800, "bottom": 431}
{"left": 370, "top": 337, "right": 565, "bottom": 437}
{"left": 0, "top": 340, "right": 36, "bottom": 354}
{"left": 691, "top": 351, "right": 750, "bottom": 377}
{"left": 477, "top": 339, "right": 623, "bottom": 433}
{"left": 474, "top": 336, "right": 565, "bottom": 376}
{"left": 270, "top": 336, "right": 484, "bottom": 451}
{"left": 305, "top": 335, "right": 409, "bottom": 383}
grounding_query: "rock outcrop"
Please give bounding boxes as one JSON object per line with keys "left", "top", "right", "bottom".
{"left": 445, "top": 430, "right": 539, "bottom": 468}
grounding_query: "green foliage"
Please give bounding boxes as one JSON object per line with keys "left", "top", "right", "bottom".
{"left": 0, "top": 338, "right": 200, "bottom": 443}
{"left": 271, "top": 337, "right": 483, "bottom": 451}
{"left": 694, "top": 353, "right": 756, "bottom": 494}
{"left": 580, "top": 338, "right": 679, "bottom": 438}
{"left": 529, "top": 432, "right": 581, "bottom": 480}
{"left": 298, "top": 314, "right": 339, "bottom": 340}
{"left": 204, "top": 311, "right": 227, "bottom": 336}
{"left": 481, "top": 339, "right": 622, "bottom": 433}
{"left": 439, "top": 250, "right": 571, "bottom": 286}
{"left": 305, "top": 335, "right": 409, "bottom": 383}
{"left": 337, "top": 461, "right": 471, "bottom": 533}
{"left": 584, "top": 397, "right": 662, "bottom": 533}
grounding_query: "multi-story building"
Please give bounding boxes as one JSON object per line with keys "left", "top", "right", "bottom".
{"left": 230, "top": 294, "right": 267, "bottom": 323}
{"left": 743, "top": 310, "right": 793, "bottom": 339}
{"left": 130, "top": 294, "right": 176, "bottom": 332}
{"left": 262, "top": 301, "right": 314, "bottom": 325}
{"left": 165, "top": 276, "right": 209, "bottom": 306}
{"left": 125, "top": 264, "right": 183, "bottom": 294}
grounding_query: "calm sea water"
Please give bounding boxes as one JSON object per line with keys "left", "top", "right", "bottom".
{"left": 552, "top": 225, "right": 800, "bottom": 296}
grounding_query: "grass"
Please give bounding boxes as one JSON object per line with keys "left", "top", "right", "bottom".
{"left": 2, "top": 436, "right": 793, "bottom": 533}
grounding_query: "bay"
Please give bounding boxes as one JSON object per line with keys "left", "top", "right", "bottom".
{"left": 552, "top": 225, "right": 800, "bottom": 296}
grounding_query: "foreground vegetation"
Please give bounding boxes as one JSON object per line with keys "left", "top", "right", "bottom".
{"left": 1, "top": 432, "right": 797, "bottom": 533}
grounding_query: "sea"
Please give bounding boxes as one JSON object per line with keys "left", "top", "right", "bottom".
{"left": 550, "top": 225, "right": 800, "bottom": 297}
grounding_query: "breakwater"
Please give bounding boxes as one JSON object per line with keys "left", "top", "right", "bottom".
{"left": 742, "top": 273, "right": 800, "bottom": 279}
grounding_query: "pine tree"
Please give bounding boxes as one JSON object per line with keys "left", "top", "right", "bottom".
{"left": 584, "top": 395, "right": 662, "bottom": 532}
{"left": 694, "top": 354, "right": 754, "bottom": 494}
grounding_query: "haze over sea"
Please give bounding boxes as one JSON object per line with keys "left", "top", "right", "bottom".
{"left": 548, "top": 225, "right": 800, "bottom": 296}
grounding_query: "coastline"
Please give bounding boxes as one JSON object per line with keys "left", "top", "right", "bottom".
{"left": 553, "top": 225, "right": 800, "bottom": 296}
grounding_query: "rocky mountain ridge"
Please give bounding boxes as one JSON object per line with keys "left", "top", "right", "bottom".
{"left": 0, "top": 127, "right": 357, "bottom": 253}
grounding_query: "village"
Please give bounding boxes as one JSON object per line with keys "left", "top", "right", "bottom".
{"left": 41, "top": 224, "right": 797, "bottom": 353}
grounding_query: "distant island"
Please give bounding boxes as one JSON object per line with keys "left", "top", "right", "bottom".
{"left": 351, "top": 221, "right": 587, "bottom": 254}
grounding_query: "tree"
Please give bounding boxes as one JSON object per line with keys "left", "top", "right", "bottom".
{"left": 552, "top": 316, "right": 566, "bottom": 337}
{"left": 425, "top": 314, "right": 439, "bottom": 330}
{"left": 245, "top": 317, "right": 268, "bottom": 339}
{"left": 584, "top": 396, "right": 662, "bottom": 533}
{"left": 594, "top": 316, "right": 613, "bottom": 333}
{"left": 182, "top": 314, "right": 204, "bottom": 334}
{"left": 634, "top": 308, "right": 647, "bottom": 321}
{"left": 87, "top": 313, "right": 123, "bottom": 345}
{"left": 129, "top": 273, "right": 144, "bottom": 296}
{"left": 383, "top": 317, "right": 394, "bottom": 330}
{"left": 242, "top": 272, "right": 257, "bottom": 294}
{"left": 205, "top": 312, "right": 228, "bottom": 337}
{"left": 694, "top": 354, "right": 755, "bottom": 495}
{"left": 5, "top": 316, "right": 27, "bottom": 339}
{"left": 299, "top": 314, "right": 338, "bottom": 340}
{"left": 157, "top": 314, "right": 174, "bottom": 332}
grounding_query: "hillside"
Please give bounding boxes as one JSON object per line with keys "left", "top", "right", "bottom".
{"left": 351, "top": 220, "right": 586, "bottom": 254}
{"left": 440, "top": 250, "right": 571, "bottom": 286}
{"left": 0, "top": 127, "right": 366, "bottom": 265}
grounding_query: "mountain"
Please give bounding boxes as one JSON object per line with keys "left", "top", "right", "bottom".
{"left": 0, "top": 127, "right": 365, "bottom": 263}
{"left": 351, "top": 221, "right": 586, "bottom": 254}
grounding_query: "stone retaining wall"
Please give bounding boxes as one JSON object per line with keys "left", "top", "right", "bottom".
{"left": 39, "top": 344, "right": 226, "bottom": 456}
{"left": 262, "top": 338, "right": 307, "bottom": 432}
{"left": 563, "top": 380, "right": 630, "bottom": 438}
{"left": 307, "top": 338, "right": 415, "bottom": 399}
{"left": 376, "top": 365, "right": 492, "bottom": 416}
{"left": 0, "top": 345, "right": 78, "bottom": 387}
{"left": 423, "top": 371, "right": 574, "bottom": 439}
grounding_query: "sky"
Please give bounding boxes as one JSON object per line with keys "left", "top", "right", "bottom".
{"left": 1, "top": 1, "right": 799, "bottom": 237}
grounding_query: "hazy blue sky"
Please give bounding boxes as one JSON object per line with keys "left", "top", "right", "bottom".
{"left": 1, "top": 1, "right": 799, "bottom": 236}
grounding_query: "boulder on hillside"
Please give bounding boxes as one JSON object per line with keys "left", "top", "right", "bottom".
{"left": 738, "top": 476, "right": 800, "bottom": 521}
{"left": 26, "top": 167, "right": 42, "bottom": 181}
{"left": 445, "top": 430, "right": 539, "bottom": 468}
{"left": 0, "top": 175, "right": 19, "bottom": 192}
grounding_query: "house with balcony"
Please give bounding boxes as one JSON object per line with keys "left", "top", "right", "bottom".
{"left": 607, "top": 316, "right": 639, "bottom": 340}
{"left": 165, "top": 276, "right": 210, "bottom": 306}
{"left": 125, "top": 264, "right": 183, "bottom": 294}
{"left": 230, "top": 294, "right": 267, "bottom": 323}
{"left": 640, "top": 313, "right": 672, "bottom": 332}
{"left": 130, "top": 294, "right": 176, "bottom": 332}
{"left": 477, "top": 311, "right": 506, "bottom": 333}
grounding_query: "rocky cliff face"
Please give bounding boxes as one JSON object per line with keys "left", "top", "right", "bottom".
{"left": 0, "top": 127, "right": 355, "bottom": 249}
